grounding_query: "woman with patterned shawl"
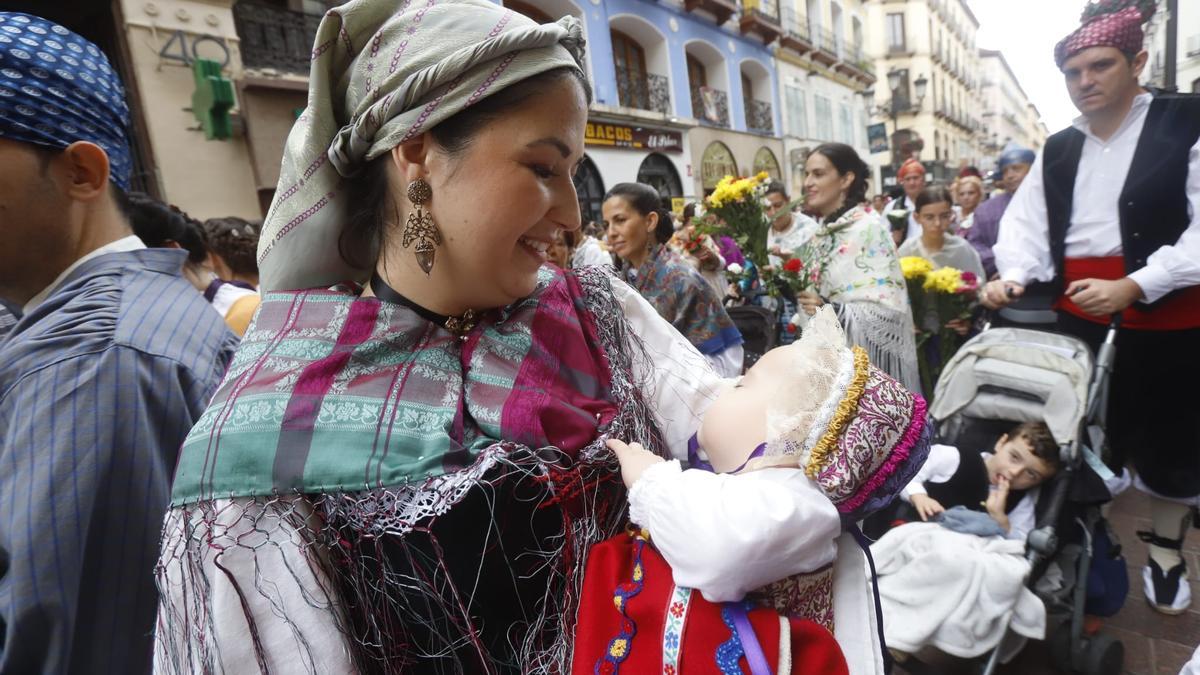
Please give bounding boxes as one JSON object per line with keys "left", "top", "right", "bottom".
{"left": 603, "top": 182, "right": 744, "bottom": 377}
{"left": 152, "top": 3, "right": 736, "bottom": 672}
{"left": 791, "top": 143, "right": 922, "bottom": 395}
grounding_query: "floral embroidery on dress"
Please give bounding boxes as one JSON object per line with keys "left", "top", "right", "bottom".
{"left": 662, "top": 584, "right": 692, "bottom": 673}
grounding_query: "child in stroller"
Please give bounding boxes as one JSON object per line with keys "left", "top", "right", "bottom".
{"left": 897, "top": 421, "right": 1060, "bottom": 541}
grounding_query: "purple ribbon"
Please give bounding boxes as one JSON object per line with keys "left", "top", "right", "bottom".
{"left": 727, "top": 603, "right": 774, "bottom": 675}
{"left": 688, "top": 434, "right": 767, "bottom": 474}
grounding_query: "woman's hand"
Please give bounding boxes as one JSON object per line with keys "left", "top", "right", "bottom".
{"left": 797, "top": 290, "right": 824, "bottom": 316}
{"left": 769, "top": 245, "right": 793, "bottom": 261}
{"left": 945, "top": 318, "right": 971, "bottom": 336}
{"left": 607, "top": 438, "right": 664, "bottom": 489}
{"left": 910, "top": 494, "right": 945, "bottom": 521}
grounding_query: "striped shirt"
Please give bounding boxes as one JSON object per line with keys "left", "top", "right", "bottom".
{"left": 0, "top": 249, "right": 237, "bottom": 674}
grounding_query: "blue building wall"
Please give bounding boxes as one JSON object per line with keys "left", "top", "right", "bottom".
{"left": 570, "top": 0, "right": 781, "bottom": 135}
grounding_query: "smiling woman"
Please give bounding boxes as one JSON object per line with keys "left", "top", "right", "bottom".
{"left": 604, "top": 182, "right": 745, "bottom": 376}
{"left": 153, "top": 1, "right": 735, "bottom": 673}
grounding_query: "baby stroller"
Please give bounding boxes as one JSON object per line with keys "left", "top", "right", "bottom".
{"left": 915, "top": 315, "right": 1125, "bottom": 675}
{"left": 726, "top": 304, "right": 778, "bottom": 371}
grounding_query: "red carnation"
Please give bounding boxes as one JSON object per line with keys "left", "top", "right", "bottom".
{"left": 785, "top": 323, "right": 797, "bottom": 334}
{"left": 783, "top": 258, "right": 803, "bottom": 273}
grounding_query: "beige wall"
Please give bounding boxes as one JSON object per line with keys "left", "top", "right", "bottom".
{"left": 686, "top": 126, "right": 785, "bottom": 196}
{"left": 119, "top": 0, "right": 262, "bottom": 220}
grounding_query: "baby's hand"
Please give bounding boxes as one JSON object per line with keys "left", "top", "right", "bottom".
{"left": 910, "top": 494, "right": 945, "bottom": 521}
{"left": 606, "top": 439, "right": 664, "bottom": 489}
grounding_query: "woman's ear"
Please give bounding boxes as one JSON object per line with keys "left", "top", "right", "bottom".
{"left": 392, "top": 134, "right": 433, "bottom": 184}
{"left": 645, "top": 210, "right": 659, "bottom": 236}
{"left": 994, "top": 433, "right": 1010, "bottom": 452}
{"left": 840, "top": 170, "right": 857, "bottom": 195}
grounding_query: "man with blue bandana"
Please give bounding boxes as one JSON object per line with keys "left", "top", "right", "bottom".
{"left": 0, "top": 12, "right": 237, "bottom": 673}
{"left": 964, "top": 146, "right": 1036, "bottom": 279}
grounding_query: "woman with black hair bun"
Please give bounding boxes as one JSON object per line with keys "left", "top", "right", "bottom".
{"left": 603, "top": 182, "right": 744, "bottom": 376}
{"left": 791, "top": 143, "right": 922, "bottom": 394}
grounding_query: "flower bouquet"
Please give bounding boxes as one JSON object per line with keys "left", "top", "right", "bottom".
{"left": 885, "top": 209, "right": 910, "bottom": 236}
{"left": 901, "top": 257, "right": 980, "bottom": 395}
{"left": 702, "top": 172, "right": 772, "bottom": 266}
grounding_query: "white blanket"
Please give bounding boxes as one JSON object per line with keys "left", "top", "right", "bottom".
{"left": 873, "top": 523, "right": 1046, "bottom": 659}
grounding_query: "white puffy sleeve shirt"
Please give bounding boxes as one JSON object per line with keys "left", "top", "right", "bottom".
{"left": 994, "top": 92, "right": 1200, "bottom": 303}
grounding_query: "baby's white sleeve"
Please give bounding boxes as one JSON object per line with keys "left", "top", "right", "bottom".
{"left": 627, "top": 460, "right": 841, "bottom": 603}
{"left": 900, "top": 444, "right": 962, "bottom": 502}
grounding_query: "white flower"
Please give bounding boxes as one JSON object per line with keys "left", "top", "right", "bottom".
{"left": 726, "top": 263, "right": 744, "bottom": 275}
{"left": 886, "top": 209, "right": 909, "bottom": 219}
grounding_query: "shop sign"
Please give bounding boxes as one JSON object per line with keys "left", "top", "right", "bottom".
{"left": 700, "top": 141, "right": 739, "bottom": 190}
{"left": 585, "top": 122, "right": 682, "bottom": 153}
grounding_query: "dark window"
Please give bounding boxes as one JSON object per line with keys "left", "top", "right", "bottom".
{"left": 611, "top": 30, "right": 648, "bottom": 108}
{"left": 505, "top": 0, "right": 555, "bottom": 24}
{"left": 687, "top": 54, "right": 707, "bottom": 89}
{"left": 636, "top": 153, "right": 683, "bottom": 207}
{"left": 886, "top": 13, "right": 906, "bottom": 52}
{"left": 574, "top": 155, "right": 605, "bottom": 227}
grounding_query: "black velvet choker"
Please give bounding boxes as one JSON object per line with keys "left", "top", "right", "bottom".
{"left": 369, "top": 271, "right": 478, "bottom": 336}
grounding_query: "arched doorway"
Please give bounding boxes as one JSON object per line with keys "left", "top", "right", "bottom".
{"left": 574, "top": 155, "right": 605, "bottom": 227}
{"left": 700, "top": 141, "right": 739, "bottom": 195}
{"left": 636, "top": 153, "right": 683, "bottom": 208}
{"left": 753, "top": 147, "right": 782, "bottom": 180}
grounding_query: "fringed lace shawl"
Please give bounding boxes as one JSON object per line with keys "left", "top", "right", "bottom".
{"left": 155, "top": 266, "right": 686, "bottom": 674}
{"left": 795, "top": 206, "right": 923, "bottom": 395}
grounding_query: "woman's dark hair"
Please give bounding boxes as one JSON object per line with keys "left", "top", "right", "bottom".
{"left": 682, "top": 202, "right": 698, "bottom": 223}
{"left": 810, "top": 143, "right": 870, "bottom": 210}
{"left": 340, "top": 67, "right": 591, "bottom": 270}
{"left": 204, "top": 216, "right": 260, "bottom": 276}
{"left": 914, "top": 186, "right": 954, "bottom": 214}
{"left": 603, "top": 182, "right": 674, "bottom": 245}
{"left": 124, "top": 192, "right": 209, "bottom": 264}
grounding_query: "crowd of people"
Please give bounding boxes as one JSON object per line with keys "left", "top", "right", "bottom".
{"left": 0, "top": 0, "right": 1197, "bottom": 673}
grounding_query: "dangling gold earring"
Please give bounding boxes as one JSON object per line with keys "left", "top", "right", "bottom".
{"left": 401, "top": 178, "right": 442, "bottom": 275}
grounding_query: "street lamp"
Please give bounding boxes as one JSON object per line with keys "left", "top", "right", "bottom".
{"left": 863, "top": 69, "right": 927, "bottom": 164}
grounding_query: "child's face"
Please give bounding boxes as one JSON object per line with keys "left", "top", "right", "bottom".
{"left": 985, "top": 434, "right": 1056, "bottom": 491}
{"left": 696, "top": 349, "right": 789, "bottom": 473}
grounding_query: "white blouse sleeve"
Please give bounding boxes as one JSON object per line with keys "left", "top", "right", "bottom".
{"left": 627, "top": 460, "right": 841, "bottom": 603}
{"left": 994, "top": 151, "right": 1055, "bottom": 286}
{"left": 612, "top": 277, "right": 731, "bottom": 460}
{"left": 900, "top": 444, "right": 962, "bottom": 501}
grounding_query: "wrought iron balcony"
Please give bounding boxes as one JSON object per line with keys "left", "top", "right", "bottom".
{"left": 683, "top": 0, "right": 738, "bottom": 26}
{"left": 691, "top": 86, "right": 730, "bottom": 128}
{"left": 233, "top": 1, "right": 321, "bottom": 75}
{"left": 812, "top": 27, "right": 839, "bottom": 65}
{"left": 746, "top": 99, "right": 774, "bottom": 135}
{"left": 778, "top": 9, "right": 813, "bottom": 54}
{"left": 739, "top": 0, "right": 781, "bottom": 44}
{"left": 616, "top": 71, "right": 672, "bottom": 115}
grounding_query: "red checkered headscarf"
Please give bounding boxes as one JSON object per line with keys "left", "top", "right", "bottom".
{"left": 897, "top": 158, "right": 925, "bottom": 179}
{"left": 1054, "top": 0, "right": 1156, "bottom": 69}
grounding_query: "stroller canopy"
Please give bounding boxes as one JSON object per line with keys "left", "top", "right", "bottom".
{"left": 928, "top": 328, "right": 1094, "bottom": 446}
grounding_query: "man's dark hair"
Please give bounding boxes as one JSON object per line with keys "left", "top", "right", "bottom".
{"left": 765, "top": 181, "right": 789, "bottom": 199}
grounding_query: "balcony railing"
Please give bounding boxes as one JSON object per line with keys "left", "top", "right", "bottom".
{"left": 683, "top": 0, "right": 739, "bottom": 26}
{"left": 746, "top": 99, "right": 774, "bottom": 134}
{"left": 812, "top": 26, "right": 838, "bottom": 64}
{"left": 233, "top": 1, "right": 321, "bottom": 74}
{"left": 778, "top": 9, "right": 813, "bottom": 54}
{"left": 739, "top": 0, "right": 781, "bottom": 44}
{"left": 691, "top": 86, "right": 730, "bottom": 127}
{"left": 616, "top": 71, "right": 672, "bottom": 115}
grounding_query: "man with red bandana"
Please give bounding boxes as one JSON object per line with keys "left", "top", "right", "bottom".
{"left": 886, "top": 158, "right": 927, "bottom": 242}
{"left": 984, "top": 0, "right": 1200, "bottom": 615}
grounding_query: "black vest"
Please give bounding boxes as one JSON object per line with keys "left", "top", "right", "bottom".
{"left": 923, "top": 447, "right": 1026, "bottom": 514}
{"left": 1042, "top": 94, "right": 1200, "bottom": 307}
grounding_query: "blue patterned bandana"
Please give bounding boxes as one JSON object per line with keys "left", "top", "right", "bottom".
{"left": 0, "top": 12, "right": 132, "bottom": 189}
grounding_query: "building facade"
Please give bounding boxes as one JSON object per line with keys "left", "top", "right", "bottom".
{"left": 978, "top": 49, "right": 1047, "bottom": 161}
{"left": 18, "top": 0, "right": 794, "bottom": 226}
{"left": 864, "top": 0, "right": 984, "bottom": 188}
{"left": 1143, "top": 0, "right": 1200, "bottom": 94}
{"left": 773, "top": 0, "right": 877, "bottom": 197}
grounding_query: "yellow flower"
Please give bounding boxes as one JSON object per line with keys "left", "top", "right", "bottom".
{"left": 923, "top": 266, "right": 964, "bottom": 293}
{"left": 609, "top": 639, "right": 628, "bottom": 658}
{"left": 900, "top": 256, "right": 933, "bottom": 280}
{"left": 755, "top": 171, "right": 770, "bottom": 182}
